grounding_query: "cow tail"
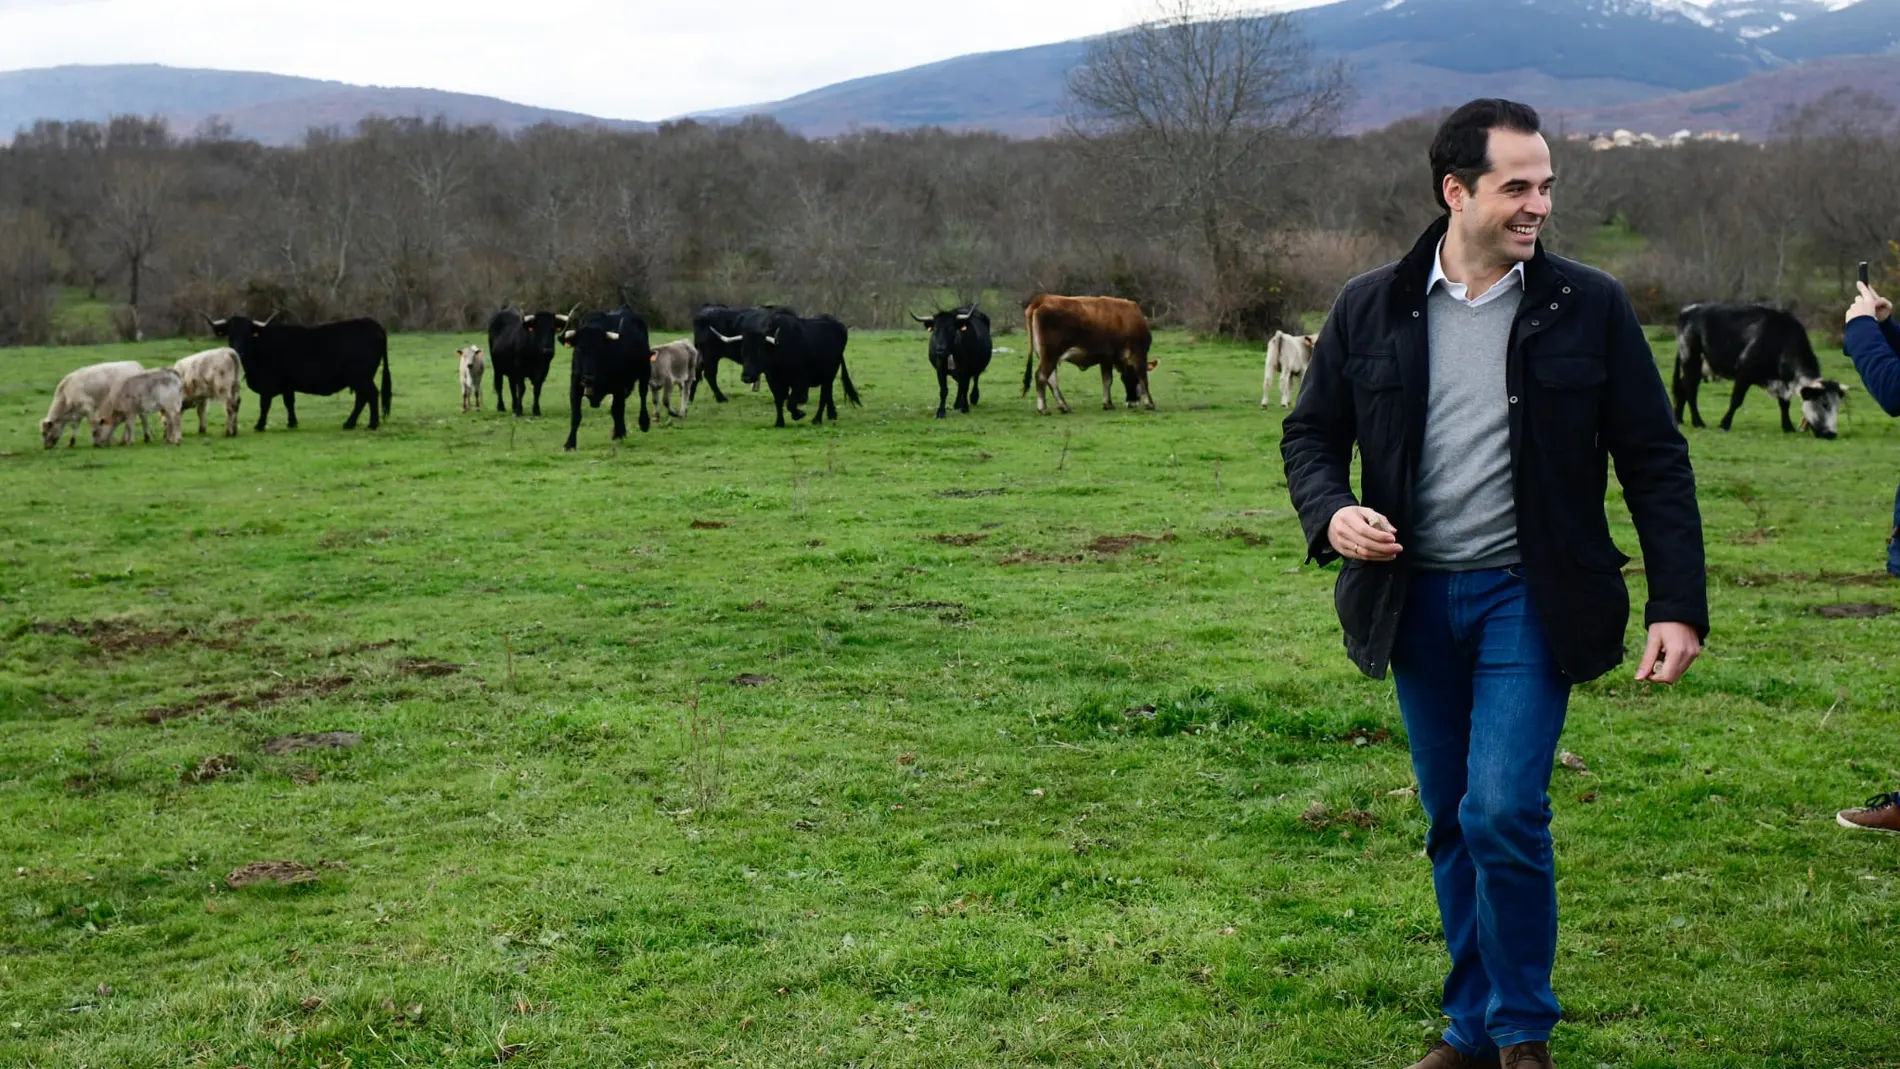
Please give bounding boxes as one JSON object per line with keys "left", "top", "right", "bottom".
{"left": 380, "top": 346, "right": 393, "bottom": 416}
{"left": 840, "top": 357, "right": 862, "bottom": 407}
{"left": 1021, "top": 306, "right": 1038, "bottom": 396}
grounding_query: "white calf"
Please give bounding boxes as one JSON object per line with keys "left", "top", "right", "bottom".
{"left": 457, "top": 345, "right": 485, "bottom": 413}
{"left": 650, "top": 340, "right": 699, "bottom": 418}
{"left": 93, "top": 368, "right": 185, "bottom": 447}
{"left": 40, "top": 361, "right": 144, "bottom": 448}
{"left": 173, "top": 346, "right": 243, "bottom": 436}
{"left": 1262, "top": 330, "right": 1317, "bottom": 409}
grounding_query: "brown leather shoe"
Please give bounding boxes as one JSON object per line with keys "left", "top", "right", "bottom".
{"left": 1501, "top": 1040, "right": 1554, "bottom": 1068}
{"left": 1837, "top": 791, "right": 1900, "bottom": 834}
{"left": 1405, "top": 1040, "right": 1493, "bottom": 1069}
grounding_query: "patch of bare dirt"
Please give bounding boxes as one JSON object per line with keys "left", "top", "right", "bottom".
{"left": 394, "top": 657, "right": 462, "bottom": 677}
{"left": 1812, "top": 603, "right": 1895, "bottom": 619}
{"left": 997, "top": 549, "right": 1083, "bottom": 566}
{"left": 690, "top": 520, "right": 728, "bottom": 530}
{"left": 1089, "top": 532, "right": 1176, "bottom": 556}
{"left": 928, "top": 533, "right": 989, "bottom": 546}
{"left": 316, "top": 529, "right": 394, "bottom": 549}
{"left": 263, "top": 731, "right": 362, "bottom": 756}
{"left": 224, "top": 860, "right": 338, "bottom": 888}
{"left": 741, "top": 601, "right": 769, "bottom": 612}
{"left": 141, "top": 690, "right": 240, "bottom": 724}
{"left": 182, "top": 754, "right": 239, "bottom": 784}
{"left": 320, "top": 639, "right": 400, "bottom": 659}
{"left": 731, "top": 674, "right": 776, "bottom": 687}
{"left": 1343, "top": 727, "right": 1392, "bottom": 747}
{"left": 937, "top": 487, "right": 1006, "bottom": 498}
{"left": 1217, "top": 528, "right": 1272, "bottom": 548}
{"left": 1718, "top": 569, "right": 1893, "bottom": 588}
{"left": 18, "top": 617, "right": 260, "bottom": 656}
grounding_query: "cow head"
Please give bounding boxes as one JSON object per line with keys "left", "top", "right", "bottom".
{"left": 90, "top": 413, "right": 118, "bottom": 447}
{"left": 737, "top": 312, "right": 797, "bottom": 385}
{"left": 39, "top": 417, "right": 60, "bottom": 449}
{"left": 203, "top": 313, "right": 274, "bottom": 367}
{"left": 567, "top": 316, "right": 623, "bottom": 406}
{"left": 1798, "top": 378, "right": 1849, "bottom": 439}
{"left": 518, "top": 306, "right": 572, "bottom": 359}
{"left": 914, "top": 304, "right": 987, "bottom": 369}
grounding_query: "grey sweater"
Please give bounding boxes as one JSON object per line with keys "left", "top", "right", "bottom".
{"left": 1410, "top": 285, "right": 1522, "bottom": 569}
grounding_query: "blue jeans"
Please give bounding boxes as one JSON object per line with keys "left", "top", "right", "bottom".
{"left": 1888, "top": 485, "right": 1899, "bottom": 578}
{"left": 1391, "top": 567, "right": 1572, "bottom": 1053}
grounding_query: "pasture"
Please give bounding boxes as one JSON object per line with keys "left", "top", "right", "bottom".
{"left": 1, "top": 327, "right": 1897, "bottom": 1068}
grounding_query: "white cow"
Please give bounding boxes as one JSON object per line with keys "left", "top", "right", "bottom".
{"left": 1262, "top": 330, "right": 1317, "bottom": 409}
{"left": 456, "top": 344, "right": 485, "bottom": 413}
{"left": 93, "top": 368, "right": 185, "bottom": 447}
{"left": 40, "top": 360, "right": 144, "bottom": 448}
{"left": 649, "top": 340, "right": 699, "bottom": 419}
{"left": 173, "top": 346, "right": 244, "bottom": 437}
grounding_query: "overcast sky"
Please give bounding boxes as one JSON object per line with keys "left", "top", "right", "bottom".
{"left": 0, "top": 0, "right": 1331, "bottom": 120}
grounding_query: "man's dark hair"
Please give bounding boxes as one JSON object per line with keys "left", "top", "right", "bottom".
{"left": 1429, "top": 99, "right": 1543, "bottom": 211}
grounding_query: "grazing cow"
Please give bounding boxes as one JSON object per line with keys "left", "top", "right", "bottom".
{"left": 40, "top": 360, "right": 143, "bottom": 448}
{"left": 173, "top": 346, "right": 243, "bottom": 436}
{"left": 560, "top": 307, "right": 652, "bottom": 450}
{"left": 208, "top": 314, "right": 390, "bottom": 430}
{"left": 692, "top": 304, "right": 786, "bottom": 402}
{"left": 1021, "top": 294, "right": 1157, "bottom": 413}
{"left": 455, "top": 344, "right": 486, "bottom": 413}
{"left": 649, "top": 340, "right": 700, "bottom": 418}
{"left": 93, "top": 368, "right": 184, "bottom": 446}
{"left": 1262, "top": 330, "right": 1316, "bottom": 409}
{"left": 1674, "top": 302, "right": 1851, "bottom": 438}
{"left": 486, "top": 307, "right": 568, "bottom": 416}
{"left": 713, "top": 311, "right": 859, "bottom": 428}
{"left": 911, "top": 303, "right": 993, "bottom": 418}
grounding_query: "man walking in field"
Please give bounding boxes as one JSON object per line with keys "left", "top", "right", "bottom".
{"left": 1280, "top": 99, "right": 1709, "bottom": 1068}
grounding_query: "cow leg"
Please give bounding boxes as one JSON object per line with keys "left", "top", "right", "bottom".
{"left": 1778, "top": 396, "right": 1796, "bottom": 434}
{"left": 936, "top": 367, "right": 950, "bottom": 419}
{"left": 954, "top": 373, "right": 971, "bottom": 414}
{"left": 1717, "top": 380, "right": 1750, "bottom": 432}
{"left": 343, "top": 389, "right": 366, "bottom": 429}
{"left": 225, "top": 396, "right": 239, "bottom": 437}
{"left": 192, "top": 399, "right": 206, "bottom": 435}
{"left": 513, "top": 377, "right": 528, "bottom": 418}
{"left": 609, "top": 392, "right": 628, "bottom": 441}
{"left": 564, "top": 381, "right": 582, "bottom": 451}
{"left": 494, "top": 373, "right": 507, "bottom": 414}
{"left": 636, "top": 380, "right": 651, "bottom": 434}
{"left": 531, "top": 376, "right": 545, "bottom": 417}
{"left": 1262, "top": 353, "right": 1276, "bottom": 408}
{"left": 282, "top": 393, "right": 298, "bottom": 429}
{"left": 366, "top": 382, "right": 381, "bottom": 430}
{"left": 705, "top": 358, "right": 730, "bottom": 404}
{"left": 254, "top": 393, "right": 273, "bottom": 431}
{"left": 1100, "top": 365, "right": 1115, "bottom": 411}
{"left": 970, "top": 376, "right": 981, "bottom": 407}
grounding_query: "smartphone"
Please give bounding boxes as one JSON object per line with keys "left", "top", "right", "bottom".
{"left": 1861, "top": 261, "right": 1873, "bottom": 286}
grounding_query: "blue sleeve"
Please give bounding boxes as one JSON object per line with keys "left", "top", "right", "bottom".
{"left": 1843, "top": 317, "right": 1900, "bottom": 417}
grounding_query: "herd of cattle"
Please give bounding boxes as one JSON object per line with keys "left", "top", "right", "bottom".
{"left": 33, "top": 293, "right": 1861, "bottom": 452}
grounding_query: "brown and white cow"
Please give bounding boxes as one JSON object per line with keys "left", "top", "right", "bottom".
{"left": 456, "top": 344, "right": 486, "bottom": 413}
{"left": 649, "top": 340, "right": 699, "bottom": 419}
{"left": 40, "top": 360, "right": 144, "bottom": 448}
{"left": 1020, "top": 294, "right": 1156, "bottom": 413}
{"left": 93, "top": 368, "right": 185, "bottom": 446}
{"left": 174, "top": 346, "right": 244, "bottom": 436}
{"left": 1262, "top": 330, "right": 1316, "bottom": 409}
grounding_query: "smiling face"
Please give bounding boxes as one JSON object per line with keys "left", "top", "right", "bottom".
{"left": 1445, "top": 127, "right": 1554, "bottom": 269}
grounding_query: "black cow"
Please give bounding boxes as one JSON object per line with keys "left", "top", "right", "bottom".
{"left": 910, "top": 303, "right": 993, "bottom": 418}
{"left": 561, "top": 307, "right": 651, "bottom": 451}
{"left": 207, "top": 314, "right": 389, "bottom": 431}
{"left": 487, "top": 307, "right": 568, "bottom": 416}
{"left": 716, "top": 311, "right": 860, "bottom": 428}
{"left": 691, "top": 304, "right": 791, "bottom": 402}
{"left": 1674, "top": 302, "right": 1850, "bottom": 439}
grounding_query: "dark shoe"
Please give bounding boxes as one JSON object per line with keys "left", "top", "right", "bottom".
{"left": 1404, "top": 1041, "right": 1493, "bottom": 1069}
{"left": 1837, "top": 791, "right": 1900, "bottom": 834}
{"left": 1501, "top": 1041, "right": 1554, "bottom": 1068}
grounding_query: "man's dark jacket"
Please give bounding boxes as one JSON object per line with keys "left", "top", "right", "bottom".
{"left": 1280, "top": 216, "right": 1709, "bottom": 683}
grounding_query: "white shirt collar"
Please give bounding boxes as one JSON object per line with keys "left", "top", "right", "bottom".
{"left": 1429, "top": 237, "right": 1525, "bottom": 309}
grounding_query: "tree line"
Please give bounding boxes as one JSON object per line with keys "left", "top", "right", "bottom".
{"left": 0, "top": 14, "right": 1893, "bottom": 349}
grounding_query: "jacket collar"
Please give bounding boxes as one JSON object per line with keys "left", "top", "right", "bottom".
{"left": 1400, "top": 214, "right": 1559, "bottom": 301}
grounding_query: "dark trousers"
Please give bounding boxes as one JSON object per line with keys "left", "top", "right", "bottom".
{"left": 1391, "top": 567, "right": 1571, "bottom": 1052}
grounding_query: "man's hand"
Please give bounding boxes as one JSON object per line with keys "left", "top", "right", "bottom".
{"left": 1328, "top": 505, "right": 1402, "bottom": 562}
{"left": 1636, "top": 621, "right": 1701, "bottom": 684}
{"left": 1847, "top": 281, "right": 1892, "bottom": 324}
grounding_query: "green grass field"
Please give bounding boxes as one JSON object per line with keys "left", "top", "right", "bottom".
{"left": 1, "top": 326, "right": 1896, "bottom": 1068}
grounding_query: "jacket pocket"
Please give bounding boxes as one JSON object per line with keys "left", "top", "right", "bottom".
{"left": 1343, "top": 351, "right": 1401, "bottom": 391}
{"left": 1530, "top": 353, "right": 1606, "bottom": 454}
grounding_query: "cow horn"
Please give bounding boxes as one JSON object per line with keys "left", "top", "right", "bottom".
{"left": 258, "top": 312, "right": 278, "bottom": 328}
{"left": 522, "top": 314, "right": 537, "bottom": 324}
{"left": 766, "top": 331, "right": 780, "bottom": 346}
{"left": 713, "top": 330, "right": 742, "bottom": 344}
{"left": 606, "top": 331, "right": 620, "bottom": 342}
{"left": 959, "top": 301, "right": 978, "bottom": 319}
{"left": 559, "top": 303, "right": 577, "bottom": 324}
{"left": 910, "top": 312, "right": 933, "bottom": 325}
